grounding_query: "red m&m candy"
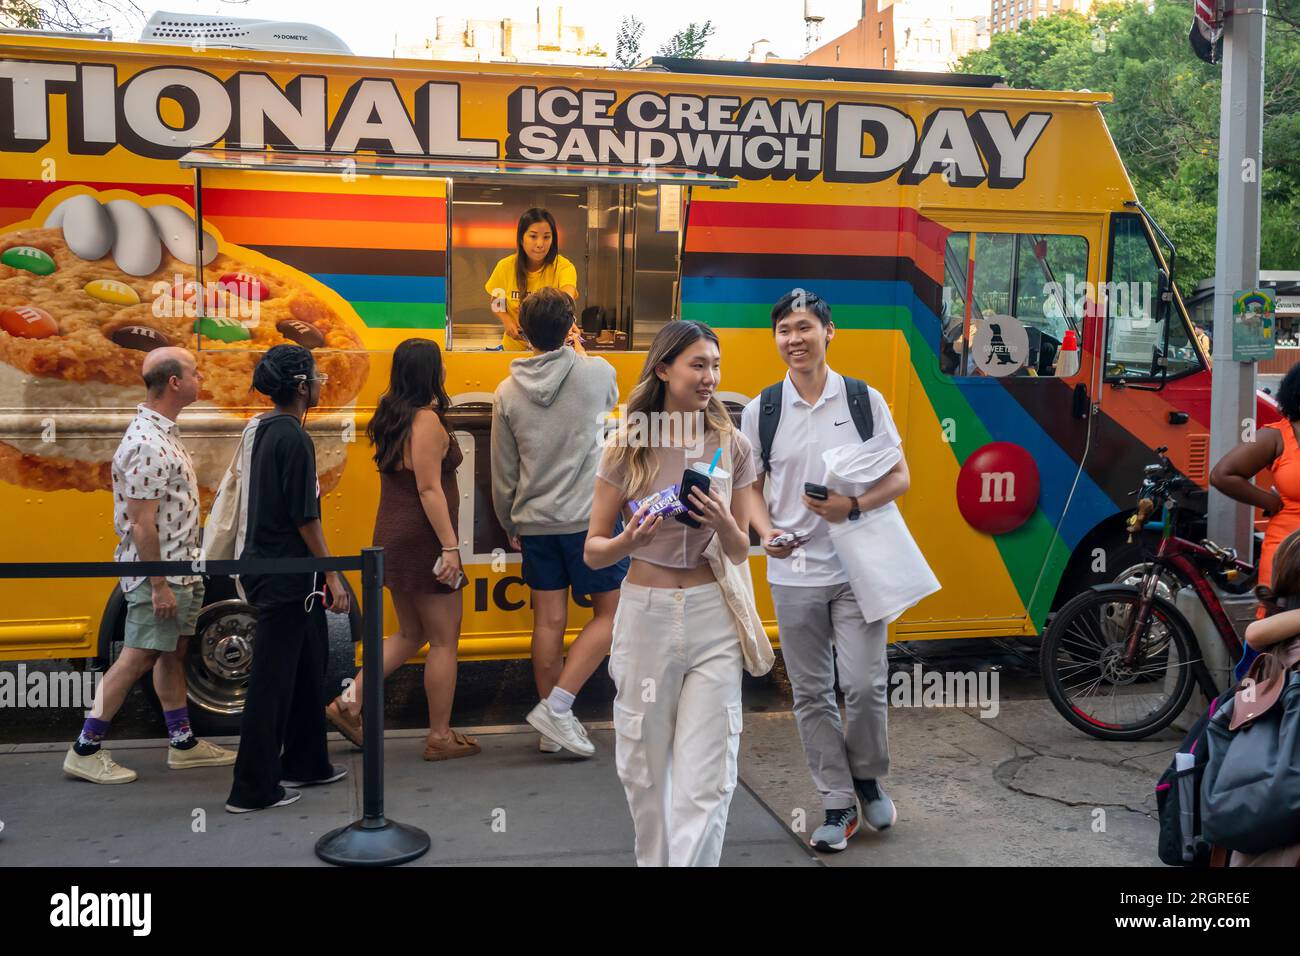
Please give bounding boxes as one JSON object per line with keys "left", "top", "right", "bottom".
{"left": 1, "top": 305, "right": 58, "bottom": 338}
{"left": 956, "top": 442, "right": 1040, "bottom": 535}
{"left": 218, "top": 272, "right": 268, "bottom": 300}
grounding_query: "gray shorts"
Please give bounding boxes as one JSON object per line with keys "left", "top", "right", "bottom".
{"left": 123, "top": 580, "right": 205, "bottom": 653}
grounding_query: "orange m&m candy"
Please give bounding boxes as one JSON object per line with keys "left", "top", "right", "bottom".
{"left": 1, "top": 305, "right": 58, "bottom": 338}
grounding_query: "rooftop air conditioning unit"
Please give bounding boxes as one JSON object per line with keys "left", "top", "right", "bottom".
{"left": 140, "top": 11, "right": 352, "bottom": 55}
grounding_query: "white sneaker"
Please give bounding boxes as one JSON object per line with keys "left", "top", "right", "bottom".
{"left": 168, "top": 738, "right": 237, "bottom": 769}
{"left": 526, "top": 700, "right": 594, "bottom": 757}
{"left": 541, "top": 716, "right": 588, "bottom": 751}
{"left": 63, "top": 746, "right": 137, "bottom": 784}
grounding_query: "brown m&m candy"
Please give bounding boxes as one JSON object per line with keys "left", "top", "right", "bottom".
{"left": 111, "top": 324, "right": 172, "bottom": 352}
{"left": 277, "top": 319, "right": 324, "bottom": 349}
{"left": 1, "top": 305, "right": 58, "bottom": 338}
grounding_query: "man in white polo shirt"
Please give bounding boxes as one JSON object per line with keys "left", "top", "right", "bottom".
{"left": 741, "top": 289, "right": 910, "bottom": 854}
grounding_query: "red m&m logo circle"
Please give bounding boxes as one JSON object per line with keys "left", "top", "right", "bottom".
{"left": 956, "top": 442, "right": 1040, "bottom": 534}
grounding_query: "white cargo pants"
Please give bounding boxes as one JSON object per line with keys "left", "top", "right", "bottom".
{"left": 608, "top": 581, "right": 744, "bottom": 867}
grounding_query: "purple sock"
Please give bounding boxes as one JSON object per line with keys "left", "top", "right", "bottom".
{"left": 74, "top": 716, "right": 111, "bottom": 755}
{"left": 164, "top": 707, "right": 196, "bottom": 749}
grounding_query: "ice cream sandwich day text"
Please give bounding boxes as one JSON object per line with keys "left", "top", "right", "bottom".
{"left": 0, "top": 60, "right": 1049, "bottom": 187}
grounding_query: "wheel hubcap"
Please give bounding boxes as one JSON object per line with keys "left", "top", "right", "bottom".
{"left": 186, "top": 603, "right": 257, "bottom": 716}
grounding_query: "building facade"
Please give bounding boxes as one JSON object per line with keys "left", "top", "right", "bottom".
{"left": 801, "top": 0, "right": 990, "bottom": 73}
{"left": 990, "top": 0, "right": 1093, "bottom": 34}
{"left": 394, "top": 4, "right": 607, "bottom": 66}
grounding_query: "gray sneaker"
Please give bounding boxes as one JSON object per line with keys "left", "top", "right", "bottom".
{"left": 809, "top": 806, "right": 859, "bottom": 853}
{"left": 855, "top": 779, "right": 897, "bottom": 831}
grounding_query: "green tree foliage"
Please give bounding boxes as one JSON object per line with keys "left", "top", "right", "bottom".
{"left": 658, "top": 20, "right": 715, "bottom": 58}
{"left": 0, "top": 0, "right": 41, "bottom": 26}
{"left": 614, "top": 15, "right": 645, "bottom": 69}
{"left": 956, "top": 0, "right": 1300, "bottom": 291}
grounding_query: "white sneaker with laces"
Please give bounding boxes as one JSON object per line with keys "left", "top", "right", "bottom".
{"left": 63, "top": 746, "right": 137, "bottom": 784}
{"left": 168, "top": 738, "right": 237, "bottom": 769}
{"left": 526, "top": 700, "right": 594, "bottom": 757}
{"left": 538, "top": 735, "right": 562, "bottom": 753}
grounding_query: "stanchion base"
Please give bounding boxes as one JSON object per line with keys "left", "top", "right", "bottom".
{"left": 315, "top": 817, "right": 431, "bottom": 867}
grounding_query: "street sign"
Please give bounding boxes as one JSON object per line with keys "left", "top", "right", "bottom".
{"left": 1231, "top": 289, "right": 1275, "bottom": 362}
{"left": 1190, "top": 0, "right": 1224, "bottom": 64}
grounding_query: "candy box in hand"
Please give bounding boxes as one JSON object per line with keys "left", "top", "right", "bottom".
{"left": 628, "top": 485, "right": 687, "bottom": 522}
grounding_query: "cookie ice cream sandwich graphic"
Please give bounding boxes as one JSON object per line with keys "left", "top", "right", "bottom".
{"left": 0, "top": 189, "right": 370, "bottom": 497}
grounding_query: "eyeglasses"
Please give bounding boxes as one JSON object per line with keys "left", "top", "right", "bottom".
{"left": 294, "top": 373, "right": 330, "bottom": 384}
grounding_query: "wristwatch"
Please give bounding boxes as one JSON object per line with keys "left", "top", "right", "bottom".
{"left": 847, "top": 495, "right": 861, "bottom": 521}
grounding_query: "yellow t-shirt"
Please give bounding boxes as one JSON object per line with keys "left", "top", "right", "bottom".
{"left": 485, "top": 254, "right": 578, "bottom": 351}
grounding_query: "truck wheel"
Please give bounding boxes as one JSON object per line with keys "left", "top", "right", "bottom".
{"left": 186, "top": 579, "right": 362, "bottom": 738}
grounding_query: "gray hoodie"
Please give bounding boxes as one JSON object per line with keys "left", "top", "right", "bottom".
{"left": 491, "top": 347, "right": 619, "bottom": 538}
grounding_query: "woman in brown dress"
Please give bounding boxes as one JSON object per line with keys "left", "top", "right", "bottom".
{"left": 324, "top": 338, "right": 478, "bottom": 760}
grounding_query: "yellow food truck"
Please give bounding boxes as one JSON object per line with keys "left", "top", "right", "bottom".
{"left": 0, "top": 25, "right": 1237, "bottom": 729}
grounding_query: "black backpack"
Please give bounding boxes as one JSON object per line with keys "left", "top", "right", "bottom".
{"left": 1155, "top": 688, "right": 1235, "bottom": 867}
{"left": 757, "top": 377, "right": 875, "bottom": 473}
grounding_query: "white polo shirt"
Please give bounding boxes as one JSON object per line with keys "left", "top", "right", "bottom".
{"left": 740, "top": 369, "right": 901, "bottom": 588}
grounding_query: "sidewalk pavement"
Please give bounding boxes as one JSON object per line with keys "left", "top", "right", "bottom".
{"left": 740, "top": 697, "right": 1170, "bottom": 866}
{"left": 0, "top": 725, "right": 818, "bottom": 867}
{"left": 0, "top": 697, "right": 1171, "bottom": 866}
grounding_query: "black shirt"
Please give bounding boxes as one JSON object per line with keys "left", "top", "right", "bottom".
{"left": 241, "top": 413, "right": 320, "bottom": 607}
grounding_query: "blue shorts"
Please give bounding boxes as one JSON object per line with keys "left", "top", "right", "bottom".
{"left": 520, "top": 530, "right": 628, "bottom": 596}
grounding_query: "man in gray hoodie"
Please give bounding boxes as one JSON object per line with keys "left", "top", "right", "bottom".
{"left": 492, "top": 288, "right": 627, "bottom": 757}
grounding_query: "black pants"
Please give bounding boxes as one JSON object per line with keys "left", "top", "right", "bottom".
{"left": 227, "top": 599, "right": 332, "bottom": 808}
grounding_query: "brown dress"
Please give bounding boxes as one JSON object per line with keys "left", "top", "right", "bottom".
{"left": 372, "top": 432, "right": 466, "bottom": 594}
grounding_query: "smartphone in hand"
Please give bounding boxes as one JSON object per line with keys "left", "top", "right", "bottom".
{"left": 804, "top": 482, "right": 829, "bottom": 501}
{"left": 677, "top": 468, "right": 712, "bottom": 528}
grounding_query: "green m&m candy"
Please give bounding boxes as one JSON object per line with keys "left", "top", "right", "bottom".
{"left": 194, "top": 316, "right": 251, "bottom": 343}
{"left": 1, "top": 245, "right": 56, "bottom": 276}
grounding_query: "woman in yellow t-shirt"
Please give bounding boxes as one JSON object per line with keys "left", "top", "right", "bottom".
{"left": 485, "top": 208, "right": 580, "bottom": 351}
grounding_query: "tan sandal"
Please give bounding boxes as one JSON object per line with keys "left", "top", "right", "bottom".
{"left": 423, "top": 729, "right": 480, "bottom": 762}
{"left": 325, "top": 698, "right": 364, "bottom": 748}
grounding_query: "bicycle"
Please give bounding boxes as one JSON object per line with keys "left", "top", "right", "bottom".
{"left": 1040, "top": 446, "right": 1256, "bottom": 740}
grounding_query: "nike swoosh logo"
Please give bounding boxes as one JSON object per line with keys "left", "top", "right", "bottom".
{"left": 833, "top": 420, "right": 850, "bottom": 426}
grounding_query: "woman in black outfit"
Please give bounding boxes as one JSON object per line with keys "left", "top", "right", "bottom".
{"left": 225, "top": 344, "right": 352, "bottom": 814}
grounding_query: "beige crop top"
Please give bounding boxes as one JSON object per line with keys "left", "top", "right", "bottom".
{"left": 596, "top": 429, "right": 756, "bottom": 569}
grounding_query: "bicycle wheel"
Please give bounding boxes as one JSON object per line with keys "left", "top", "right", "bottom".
{"left": 1040, "top": 584, "right": 1200, "bottom": 741}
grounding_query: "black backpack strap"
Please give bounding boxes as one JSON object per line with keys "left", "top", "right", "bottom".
{"left": 843, "top": 377, "right": 875, "bottom": 442}
{"left": 758, "top": 381, "right": 784, "bottom": 473}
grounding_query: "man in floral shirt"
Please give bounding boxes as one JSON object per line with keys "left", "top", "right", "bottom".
{"left": 63, "top": 347, "right": 235, "bottom": 784}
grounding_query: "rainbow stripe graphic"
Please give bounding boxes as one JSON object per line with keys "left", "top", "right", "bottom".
{"left": 0, "top": 179, "right": 448, "bottom": 332}
{"left": 679, "top": 196, "right": 1219, "bottom": 628}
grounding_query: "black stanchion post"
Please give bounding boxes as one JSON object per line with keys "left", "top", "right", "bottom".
{"left": 316, "top": 547, "right": 431, "bottom": 866}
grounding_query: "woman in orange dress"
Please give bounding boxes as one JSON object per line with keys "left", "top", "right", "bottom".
{"left": 1210, "top": 365, "right": 1300, "bottom": 677}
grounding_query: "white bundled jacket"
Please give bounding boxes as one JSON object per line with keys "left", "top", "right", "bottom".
{"left": 820, "top": 435, "right": 940, "bottom": 625}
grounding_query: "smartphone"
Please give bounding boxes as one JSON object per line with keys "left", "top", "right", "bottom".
{"left": 677, "top": 468, "right": 711, "bottom": 528}
{"left": 804, "top": 482, "right": 829, "bottom": 501}
{"left": 433, "top": 555, "right": 465, "bottom": 589}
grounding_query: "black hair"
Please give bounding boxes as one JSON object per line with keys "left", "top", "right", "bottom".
{"left": 142, "top": 358, "right": 183, "bottom": 397}
{"left": 1277, "top": 364, "right": 1300, "bottom": 421}
{"left": 771, "top": 288, "right": 832, "bottom": 331}
{"left": 515, "top": 208, "right": 559, "bottom": 295}
{"left": 252, "top": 344, "right": 315, "bottom": 407}
{"left": 1257, "top": 529, "right": 1300, "bottom": 617}
{"left": 367, "top": 338, "right": 452, "bottom": 474}
{"left": 519, "top": 288, "right": 573, "bottom": 352}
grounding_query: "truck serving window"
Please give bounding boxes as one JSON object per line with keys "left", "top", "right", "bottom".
{"left": 1103, "top": 214, "right": 1203, "bottom": 381}
{"left": 177, "top": 150, "right": 733, "bottom": 354}
{"left": 448, "top": 180, "right": 691, "bottom": 352}
{"left": 941, "top": 231, "right": 1089, "bottom": 378}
